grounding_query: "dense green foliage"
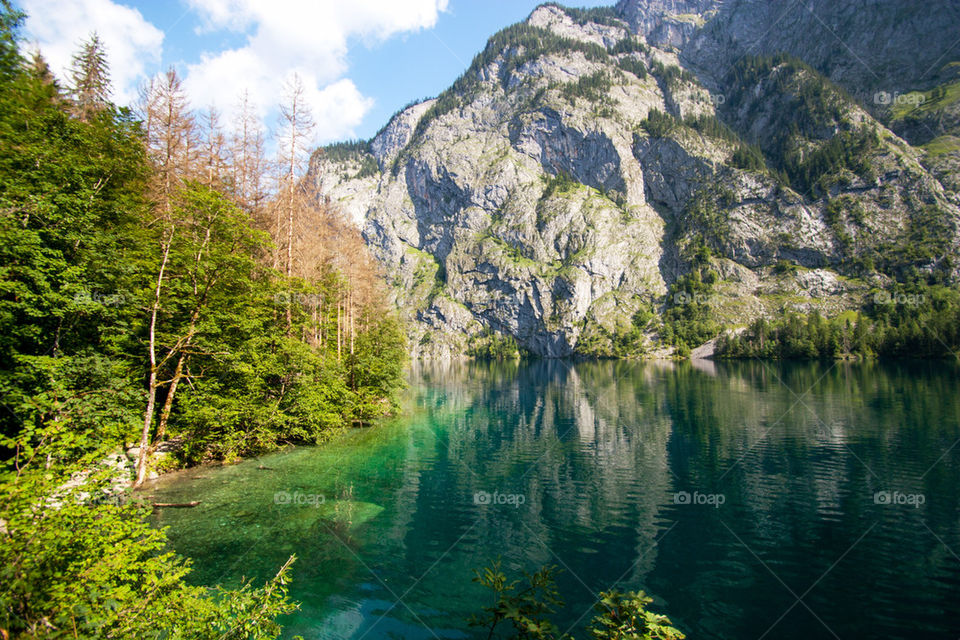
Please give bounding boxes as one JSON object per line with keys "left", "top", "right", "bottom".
{"left": 467, "top": 328, "right": 525, "bottom": 360}
{"left": 717, "top": 284, "right": 960, "bottom": 359}
{"left": 0, "top": 8, "right": 405, "bottom": 464}
{"left": 660, "top": 242, "right": 720, "bottom": 357}
{"left": 561, "top": 70, "right": 614, "bottom": 104}
{"left": 0, "top": 436, "right": 300, "bottom": 638}
{"left": 726, "top": 54, "right": 851, "bottom": 138}
{"left": 320, "top": 140, "right": 378, "bottom": 179}
{"left": 541, "top": 170, "right": 580, "bottom": 199}
{"left": 0, "top": 7, "right": 405, "bottom": 637}
{"left": 553, "top": 5, "right": 625, "bottom": 29}
{"left": 0, "top": 29, "right": 147, "bottom": 449}
{"left": 640, "top": 110, "right": 768, "bottom": 171}
{"left": 574, "top": 307, "right": 652, "bottom": 359}
{"left": 723, "top": 54, "right": 882, "bottom": 196}
{"left": 589, "top": 591, "right": 686, "bottom": 640}
{"left": 616, "top": 56, "right": 647, "bottom": 80}
{"left": 781, "top": 129, "right": 879, "bottom": 198}
{"left": 320, "top": 139, "right": 370, "bottom": 162}
{"left": 639, "top": 108, "right": 677, "bottom": 138}
{"left": 730, "top": 143, "right": 766, "bottom": 171}
{"left": 469, "top": 561, "right": 685, "bottom": 639}
{"left": 609, "top": 37, "right": 649, "bottom": 56}
{"left": 682, "top": 113, "right": 768, "bottom": 171}
{"left": 650, "top": 61, "right": 696, "bottom": 89}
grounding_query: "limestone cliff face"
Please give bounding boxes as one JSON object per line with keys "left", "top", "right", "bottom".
{"left": 307, "top": 2, "right": 960, "bottom": 358}
{"left": 617, "top": 0, "right": 960, "bottom": 99}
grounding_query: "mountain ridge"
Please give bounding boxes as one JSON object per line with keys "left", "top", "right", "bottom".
{"left": 308, "top": 1, "right": 960, "bottom": 358}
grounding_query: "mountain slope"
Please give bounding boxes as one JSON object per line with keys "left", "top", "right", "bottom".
{"left": 308, "top": 2, "right": 960, "bottom": 358}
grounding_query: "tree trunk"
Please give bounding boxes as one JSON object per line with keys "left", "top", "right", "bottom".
{"left": 273, "top": 201, "right": 281, "bottom": 271}
{"left": 154, "top": 349, "right": 184, "bottom": 445}
{"left": 135, "top": 227, "right": 174, "bottom": 488}
{"left": 285, "top": 191, "right": 293, "bottom": 332}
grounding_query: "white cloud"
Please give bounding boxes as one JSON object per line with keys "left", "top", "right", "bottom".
{"left": 183, "top": 0, "right": 449, "bottom": 143}
{"left": 20, "top": 0, "right": 448, "bottom": 144}
{"left": 21, "top": 0, "right": 164, "bottom": 105}
{"left": 309, "top": 78, "right": 376, "bottom": 143}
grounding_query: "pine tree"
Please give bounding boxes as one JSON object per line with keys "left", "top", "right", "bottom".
{"left": 27, "top": 49, "right": 58, "bottom": 95}
{"left": 0, "top": 1, "right": 24, "bottom": 81}
{"left": 69, "top": 32, "right": 110, "bottom": 121}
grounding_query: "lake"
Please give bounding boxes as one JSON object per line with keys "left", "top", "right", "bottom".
{"left": 147, "top": 359, "right": 960, "bottom": 639}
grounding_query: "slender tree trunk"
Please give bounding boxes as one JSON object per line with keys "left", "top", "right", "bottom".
{"left": 336, "top": 300, "right": 342, "bottom": 362}
{"left": 155, "top": 351, "right": 185, "bottom": 445}
{"left": 273, "top": 201, "right": 281, "bottom": 271}
{"left": 135, "top": 227, "right": 174, "bottom": 488}
{"left": 285, "top": 193, "right": 293, "bottom": 333}
{"left": 154, "top": 308, "right": 200, "bottom": 444}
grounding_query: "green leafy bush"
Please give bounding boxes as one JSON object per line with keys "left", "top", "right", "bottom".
{"left": 467, "top": 328, "right": 525, "bottom": 360}
{"left": 469, "top": 560, "right": 685, "bottom": 640}
{"left": 0, "top": 432, "right": 300, "bottom": 639}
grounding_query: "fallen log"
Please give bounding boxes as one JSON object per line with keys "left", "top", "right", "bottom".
{"left": 152, "top": 501, "right": 201, "bottom": 508}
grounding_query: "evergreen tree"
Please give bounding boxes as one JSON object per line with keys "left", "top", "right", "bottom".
{"left": 27, "top": 49, "right": 59, "bottom": 101}
{"left": 69, "top": 32, "right": 110, "bottom": 121}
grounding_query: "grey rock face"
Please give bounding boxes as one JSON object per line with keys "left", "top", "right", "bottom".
{"left": 616, "top": 0, "right": 718, "bottom": 49}
{"left": 617, "top": 0, "right": 960, "bottom": 97}
{"left": 370, "top": 99, "right": 436, "bottom": 170}
{"left": 309, "top": 2, "right": 960, "bottom": 358}
{"left": 528, "top": 4, "right": 629, "bottom": 48}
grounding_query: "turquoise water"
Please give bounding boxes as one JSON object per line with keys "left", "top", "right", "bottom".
{"left": 147, "top": 360, "right": 960, "bottom": 639}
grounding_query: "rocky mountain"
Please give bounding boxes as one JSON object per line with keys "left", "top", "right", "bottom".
{"left": 307, "top": 0, "right": 960, "bottom": 358}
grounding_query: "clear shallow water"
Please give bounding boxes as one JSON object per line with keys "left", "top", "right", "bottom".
{"left": 147, "top": 360, "right": 960, "bottom": 639}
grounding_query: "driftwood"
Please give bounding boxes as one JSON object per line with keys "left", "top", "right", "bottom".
{"left": 152, "top": 501, "right": 201, "bottom": 508}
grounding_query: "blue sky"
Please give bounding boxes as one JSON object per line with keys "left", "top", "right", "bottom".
{"left": 20, "top": 0, "right": 612, "bottom": 144}
{"left": 341, "top": 1, "right": 612, "bottom": 139}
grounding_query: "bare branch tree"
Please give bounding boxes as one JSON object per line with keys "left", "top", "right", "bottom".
{"left": 276, "top": 73, "right": 315, "bottom": 330}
